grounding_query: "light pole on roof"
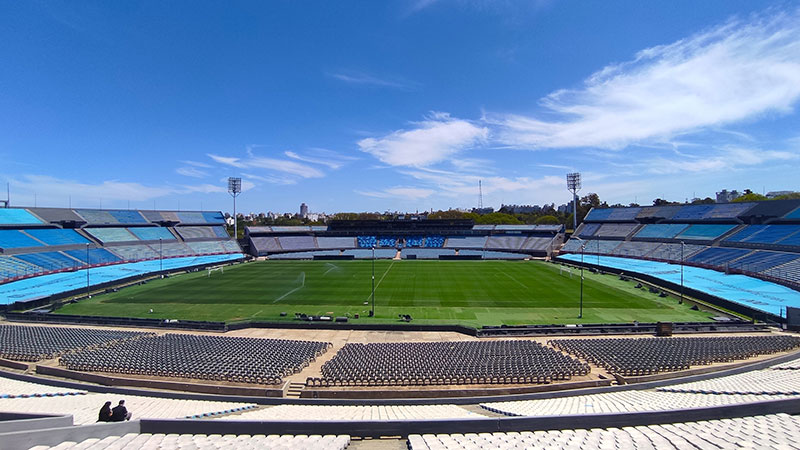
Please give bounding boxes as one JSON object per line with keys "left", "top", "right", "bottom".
{"left": 566, "top": 172, "right": 581, "bottom": 232}
{"left": 227, "top": 177, "right": 242, "bottom": 239}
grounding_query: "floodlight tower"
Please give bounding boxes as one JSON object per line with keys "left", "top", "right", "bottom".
{"left": 227, "top": 177, "right": 242, "bottom": 239}
{"left": 566, "top": 172, "right": 582, "bottom": 231}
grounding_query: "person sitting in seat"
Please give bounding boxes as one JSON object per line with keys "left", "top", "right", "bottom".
{"left": 110, "top": 400, "right": 132, "bottom": 421}
{"left": 97, "top": 401, "right": 112, "bottom": 422}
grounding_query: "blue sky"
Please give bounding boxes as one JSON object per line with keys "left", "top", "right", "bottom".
{"left": 2, "top": 1, "right": 800, "bottom": 215}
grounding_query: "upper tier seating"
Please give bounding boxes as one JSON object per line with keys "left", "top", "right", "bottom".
{"left": 272, "top": 226, "right": 312, "bottom": 232}
{"left": 595, "top": 223, "right": 639, "bottom": 238}
{"left": 633, "top": 224, "right": 689, "bottom": 239}
{"left": 176, "top": 212, "right": 210, "bottom": 224}
{"left": 316, "top": 237, "right": 357, "bottom": 249}
{"left": 41, "top": 433, "right": 349, "bottom": 448}
{"left": 444, "top": 236, "right": 487, "bottom": 249}
{"left": 404, "top": 236, "right": 424, "bottom": 247}
{"left": 24, "top": 229, "right": 90, "bottom": 246}
{"left": 76, "top": 209, "right": 147, "bottom": 225}
{"left": 378, "top": 236, "right": 398, "bottom": 247}
{"left": 141, "top": 210, "right": 181, "bottom": 222}
{"left": 278, "top": 236, "right": 316, "bottom": 251}
{"left": 550, "top": 336, "right": 800, "bottom": 376}
{"left": 202, "top": 211, "right": 226, "bottom": 223}
{"left": 0, "top": 209, "right": 43, "bottom": 225}
{"left": 485, "top": 236, "right": 526, "bottom": 250}
{"left": 671, "top": 204, "right": 716, "bottom": 220}
{"left": 251, "top": 236, "right": 282, "bottom": 253}
{"left": 522, "top": 236, "right": 554, "bottom": 251}
{"left": 313, "top": 340, "right": 589, "bottom": 387}
{"left": 85, "top": 227, "right": 137, "bottom": 243}
{"left": 635, "top": 205, "right": 682, "bottom": 221}
{"left": 357, "top": 236, "right": 377, "bottom": 248}
{"left": 176, "top": 226, "right": 229, "bottom": 240}
{"left": 472, "top": 225, "right": 495, "bottom": 231}
{"left": 61, "top": 333, "right": 331, "bottom": 385}
{"left": 0, "top": 230, "right": 44, "bottom": 249}
{"left": 675, "top": 224, "right": 737, "bottom": 240}
{"left": 686, "top": 247, "right": 752, "bottom": 266}
{"left": 575, "top": 223, "right": 600, "bottom": 237}
{"left": 64, "top": 248, "right": 122, "bottom": 265}
{"left": 784, "top": 207, "right": 800, "bottom": 219}
{"left": 424, "top": 235, "right": 445, "bottom": 247}
{"left": 703, "top": 202, "right": 755, "bottom": 219}
{"left": 128, "top": 227, "right": 176, "bottom": 241}
{"left": 0, "top": 324, "right": 147, "bottom": 362}
{"left": 584, "top": 207, "right": 641, "bottom": 221}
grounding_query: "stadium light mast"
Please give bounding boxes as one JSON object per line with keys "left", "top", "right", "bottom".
{"left": 227, "top": 177, "right": 242, "bottom": 239}
{"left": 566, "top": 172, "right": 581, "bottom": 231}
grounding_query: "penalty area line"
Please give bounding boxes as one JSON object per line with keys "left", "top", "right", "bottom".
{"left": 273, "top": 272, "right": 305, "bottom": 303}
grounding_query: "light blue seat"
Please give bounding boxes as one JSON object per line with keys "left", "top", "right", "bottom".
{"left": 25, "top": 229, "right": 90, "bottom": 246}
{"left": 14, "top": 251, "right": 81, "bottom": 271}
{"left": 675, "top": 224, "right": 736, "bottom": 241}
{"left": 64, "top": 248, "right": 121, "bottom": 265}
{"left": 85, "top": 228, "right": 138, "bottom": 243}
{"left": 128, "top": 227, "right": 176, "bottom": 241}
{"left": 0, "top": 209, "right": 43, "bottom": 225}
{"left": 0, "top": 230, "right": 45, "bottom": 249}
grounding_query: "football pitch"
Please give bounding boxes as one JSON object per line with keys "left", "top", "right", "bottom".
{"left": 56, "top": 260, "right": 713, "bottom": 326}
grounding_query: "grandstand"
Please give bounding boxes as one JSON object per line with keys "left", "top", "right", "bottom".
{"left": 247, "top": 219, "right": 564, "bottom": 260}
{"left": 0, "top": 206, "right": 243, "bottom": 307}
{"left": 559, "top": 199, "right": 800, "bottom": 321}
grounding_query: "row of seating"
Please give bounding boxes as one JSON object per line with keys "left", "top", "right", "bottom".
{"left": 315, "top": 341, "right": 589, "bottom": 387}
{"left": 60, "top": 334, "right": 331, "bottom": 385}
{"left": 549, "top": 336, "right": 800, "bottom": 376}
{"left": 0, "top": 324, "right": 148, "bottom": 362}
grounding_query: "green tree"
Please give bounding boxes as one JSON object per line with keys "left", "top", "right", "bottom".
{"left": 474, "top": 212, "right": 522, "bottom": 225}
{"left": 733, "top": 193, "right": 767, "bottom": 202}
{"left": 534, "top": 215, "right": 559, "bottom": 225}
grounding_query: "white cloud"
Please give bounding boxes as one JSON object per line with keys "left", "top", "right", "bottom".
{"left": 180, "top": 160, "right": 213, "bottom": 168}
{"left": 358, "top": 113, "right": 489, "bottom": 167}
{"left": 492, "top": 8, "right": 800, "bottom": 149}
{"left": 208, "top": 153, "right": 324, "bottom": 178}
{"left": 356, "top": 186, "right": 435, "bottom": 199}
{"left": 176, "top": 166, "right": 208, "bottom": 178}
{"left": 641, "top": 147, "right": 799, "bottom": 175}
{"left": 327, "top": 70, "right": 416, "bottom": 89}
{"left": 284, "top": 149, "right": 356, "bottom": 170}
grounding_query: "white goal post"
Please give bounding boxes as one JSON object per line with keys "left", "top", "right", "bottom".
{"left": 207, "top": 266, "right": 224, "bottom": 277}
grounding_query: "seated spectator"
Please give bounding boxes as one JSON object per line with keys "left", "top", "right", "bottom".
{"left": 111, "top": 400, "right": 132, "bottom": 421}
{"left": 97, "top": 401, "right": 112, "bottom": 422}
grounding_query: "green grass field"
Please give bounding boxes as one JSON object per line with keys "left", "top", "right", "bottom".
{"left": 55, "top": 260, "right": 713, "bottom": 326}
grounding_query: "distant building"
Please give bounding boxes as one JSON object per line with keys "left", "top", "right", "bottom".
{"left": 300, "top": 203, "right": 308, "bottom": 218}
{"left": 715, "top": 189, "right": 740, "bottom": 203}
{"left": 473, "top": 207, "right": 494, "bottom": 215}
{"left": 766, "top": 191, "right": 794, "bottom": 199}
{"left": 557, "top": 204, "right": 569, "bottom": 214}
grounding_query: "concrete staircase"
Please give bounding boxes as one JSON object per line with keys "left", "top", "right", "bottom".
{"left": 285, "top": 381, "right": 305, "bottom": 398}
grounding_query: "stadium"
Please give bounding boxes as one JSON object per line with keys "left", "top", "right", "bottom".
{"left": 1, "top": 202, "right": 800, "bottom": 449}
